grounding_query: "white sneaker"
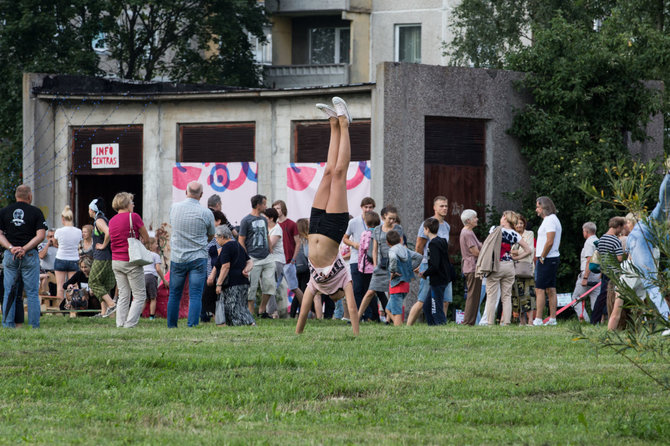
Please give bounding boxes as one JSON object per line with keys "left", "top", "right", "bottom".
{"left": 316, "top": 103, "right": 337, "bottom": 119}
{"left": 544, "top": 318, "right": 557, "bottom": 326}
{"left": 332, "top": 96, "right": 352, "bottom": 123}
{"left": 478, "top": 320, "right": 488, "bottom": 326}
{"left": 532, "top": 318, "right": 543, "bottom": 326}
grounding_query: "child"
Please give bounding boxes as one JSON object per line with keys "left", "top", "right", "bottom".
{"left": 143, "top": 237, "right": 166, "bottom": 319}
{"left": 296, "top": 96, "right": 360, "bottom": 335}
{"left": 357, "top": 211, "right": 379, "bottom": 275}
{"left": 386, "top": 229, "right": 423, "bottom": 326}
{"left": 419, "top": 218, "right": 453, "bottom": 325}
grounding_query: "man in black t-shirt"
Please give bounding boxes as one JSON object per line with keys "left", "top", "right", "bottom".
{"left": 0, "top": 185, "right": 47, "bottom": 328}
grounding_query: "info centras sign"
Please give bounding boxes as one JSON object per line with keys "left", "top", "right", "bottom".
{"left": 91, "top": 143, "right": 120, "bottom": 169}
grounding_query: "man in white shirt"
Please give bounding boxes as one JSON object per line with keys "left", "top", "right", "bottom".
{"left": 571, "top": 222, "right": 600, "bottom": 322}
{"left": 533, "top": 196, "right": 562, "bottom": 326}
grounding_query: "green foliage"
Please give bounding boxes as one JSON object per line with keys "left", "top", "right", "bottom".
{"left": 449, "top": 1, "right": 670, "bottom": 291}
{"left": 447, "top": 0, "right": 614, "bottom": 68}
{"left": 0, "top": 0, "right": 267, "bottom": 206}
{"left": 580, "top": 158, "right": 662, "bottom": 217}
{"left": 1, "top": 318, "right": 669, "bottom": 443}
{"left": 100, "top": 0, "right": 267, "bottom": 86}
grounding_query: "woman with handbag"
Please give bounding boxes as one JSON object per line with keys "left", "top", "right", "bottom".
{"left": 511, "top": 215, "right": 535, "bottom": 325}
{"left": 213, "top": 225, "right": 256, "bottom": 326}
{"left": 108, "top": 192, "right": 150, "bottom": 328}
{"left": 483, "top": 211, "right": 532, "bottom": 326}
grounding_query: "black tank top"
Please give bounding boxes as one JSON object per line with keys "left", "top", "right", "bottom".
{"left": 92, "top": 214, "right": 112, "bottom": 261}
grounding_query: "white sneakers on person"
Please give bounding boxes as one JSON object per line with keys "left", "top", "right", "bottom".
{"left": 332, "top": 96, "right": 352, "bottom": 124}
{"left": 316, "top": 103, "right": 337, "bottom": 119}
{"left": 532, "top": 318, "right": 543, "bottom": 326}
{"left": 545, "top": 318, "right": 557, "bottom": 326}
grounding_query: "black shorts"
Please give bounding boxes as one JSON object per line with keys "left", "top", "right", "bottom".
{"left": 309, "top": 207, "right": 349, "bottom": 245}
{"left": 535, "top": 257, "right": 559, "bottom": 289}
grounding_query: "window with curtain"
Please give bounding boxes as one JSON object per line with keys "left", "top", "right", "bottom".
{"left": 395, "top": 24, "right": 421, "bottom": 64}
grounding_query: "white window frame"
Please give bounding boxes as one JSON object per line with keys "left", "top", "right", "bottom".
{"left": 394, "top": 24, "right": 421, "bottom": 63}
{"left": 308, "top": 26, "right": 350, "bottom": 65}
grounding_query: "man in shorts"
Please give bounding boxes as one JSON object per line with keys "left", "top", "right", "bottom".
{"left": 239, "top": 194, "right": 275, "bottom": 318}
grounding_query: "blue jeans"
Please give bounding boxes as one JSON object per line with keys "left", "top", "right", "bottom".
{"left": 167, "top": 258, "right": 207, "bottom": 328}
{"left": 425, "top": 284, "right": 447, "bottom": 325}
{"left": 350, "top": 264, "right": 373, "bottom": 320}
{"left": 3, "top": 250, "right": 40, "bottom": 328}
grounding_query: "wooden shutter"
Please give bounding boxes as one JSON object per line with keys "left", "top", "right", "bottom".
{"left": 425, "top": 116, "right": 485, "bottom": 166}
{"left": 424, "top": 117, "right": 486, "bottom": 254}
{"left": 180, "top": 123, "right": 255, "bottom": 162}
{"left": 71, "top": 126, "right": 143, "bottom": 175}
{"left": 294, "top": 120, "right": 370, "bottom": 162}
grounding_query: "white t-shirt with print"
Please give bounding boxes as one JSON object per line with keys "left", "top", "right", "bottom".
{"left": 536, "top": 214, "right": 562, "bottom": 258}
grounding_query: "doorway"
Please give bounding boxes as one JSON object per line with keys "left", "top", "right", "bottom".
{"left": 74, "top": 175, "right": 143, "bottom": 227}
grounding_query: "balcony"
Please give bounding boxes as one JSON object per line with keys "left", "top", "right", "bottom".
{"left": 265, "top": 0, "right": 349, "bottom": 15}
{"left": 263, "top": 64, "right": 350, "bottom": 89}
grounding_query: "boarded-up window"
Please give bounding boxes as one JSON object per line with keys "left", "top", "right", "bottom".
{"left": 424, "top": 117, "right": 486, "bottom": 253}
{"left": 71, "top": 125, "right": 143, "bottom": 175}
{"left": 425, "top": 116, "right": 485, "bottom": 166}
{"left": 294, "top": 121, "right": 370, "bottom": 162}
{"left": 180, "top": 123, "right": 255, "bottom": 162}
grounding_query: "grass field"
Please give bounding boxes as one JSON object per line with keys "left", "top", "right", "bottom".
{"left": 0, "top": 317, "right": 668, "bottom": 445}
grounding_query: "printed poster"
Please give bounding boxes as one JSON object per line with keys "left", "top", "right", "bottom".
{"left": 173, "top": 162, "right": 258, "bottom": 226}
{"left": 286, "top": 161, "right": 371, "bottom": 220}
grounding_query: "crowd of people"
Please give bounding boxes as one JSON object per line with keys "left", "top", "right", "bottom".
{"left": 1, "top": 97, "right": 669, "bottom": 334}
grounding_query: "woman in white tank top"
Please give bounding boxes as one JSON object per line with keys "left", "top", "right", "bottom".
{"left": 53, "top": 206, "right": 82, "bottom": 301}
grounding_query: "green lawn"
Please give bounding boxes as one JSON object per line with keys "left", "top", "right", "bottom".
{"left": 0, "top": 317, "right": 668, "bottom": 445}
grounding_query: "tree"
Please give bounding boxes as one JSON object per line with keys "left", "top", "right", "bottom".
{"left": 99, "top": 0, "right": 267, "bottom": 86}
{"left": 0, "top": 0, "right": 102, "bottom": 205}
{"left": 0, "top": 0, "right": 268, "bottom": 205}
{"left": 446, "top": 0, "right": 614, "bottom": 68}
{"left": 448, "top": 2, "right": 670, "bottom": 289}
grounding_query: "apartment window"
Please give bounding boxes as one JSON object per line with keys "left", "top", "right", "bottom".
{"left": 309, "top": 27, "right": 350, "bottom": 64}
{"left": 395, "top": 24, "right": 421, "bottom": 63}
{"left": 249, "top": 27, "right": 272, "bottom": 65}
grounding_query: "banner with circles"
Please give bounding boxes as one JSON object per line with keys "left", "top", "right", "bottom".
{"left": 286, "top": 161, "right": 371, "bottom": 220}
{"left": 172, "top": 162, "right": 258, "bottom": 226}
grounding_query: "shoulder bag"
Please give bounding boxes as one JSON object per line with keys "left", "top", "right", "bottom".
{"left": 127, "top": 213, "right": 154, "bottom": 266}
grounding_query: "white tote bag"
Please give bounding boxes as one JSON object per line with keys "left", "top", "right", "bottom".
{"left": 127, "top": 213, "right": 154, "bottom": 266}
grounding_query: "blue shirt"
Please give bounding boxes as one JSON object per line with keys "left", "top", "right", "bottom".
{"left": 169, "top": 198, "right": 215, "bottom": 263}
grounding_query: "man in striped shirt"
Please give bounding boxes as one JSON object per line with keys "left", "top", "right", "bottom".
{"left": 590, "top": 217, "right": 624, "bottom": 325}
{"left": 167, "top": 181, "right": 216, "bottom": 328}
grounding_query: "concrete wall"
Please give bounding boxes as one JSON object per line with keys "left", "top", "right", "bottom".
{"left": 24, "top": 75, "right": 372, "bottom": 229}
{"left": 374, "top": 62, "right": 533, "bottom": 244}
{"left": 369, "top": 0, "right": 457, "bottom": 81}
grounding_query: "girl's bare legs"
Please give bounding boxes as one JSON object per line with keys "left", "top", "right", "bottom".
{"left": 325, "top": 115, "right": 350, "bottom": 214}
{"left": 343, "top": 282, "right": 359, "bottom": 335}
{"left": 357, "top": 289, "right": 377, "bottom": 320}
{"left": 312, "top": 118, "right": 340, "bottom": 211}
{"left": 406, "top": 301, "right": 424, "bottom": 326}
{"left": 55, "top": 270, "right": 67, "bottom": 300}
{"left": 296, "top": 287, "right": 316, "bottom": 333}
{"left": 313, "top": 294, "right": 323, "bottom": 319}
{"left": 608, "top": 296, "right": 624, "bottom": 330}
